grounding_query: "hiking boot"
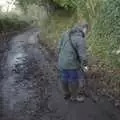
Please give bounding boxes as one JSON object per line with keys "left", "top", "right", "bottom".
{"left": 70, "top": 96, "right": 85, "bottom": 102}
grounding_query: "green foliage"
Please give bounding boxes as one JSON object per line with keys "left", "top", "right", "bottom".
{"left": 53, "top": 0, "right": 77, "bottom": 9}
{"left": 25, "top": 4, "right": 48, "bottom": 27}
{"left": 16, "top": 0, "right": 53, "bottom": 11}
{"left": 42, "top": 9, "right": 76, "bottom": 49}
{"left": 53, "top": 0, "right": 102, "bottom": 23}
{"left": 89, "top": 0, "right": 120, "bottom": 68}
{"left": 0, "top": 13, "right": 32, "bottom": 32}
{"left": 16, "top": 0, "right": 38, "bottom": 10}
{"left": 16, "top": 0, "right": 102, "bottom": 24}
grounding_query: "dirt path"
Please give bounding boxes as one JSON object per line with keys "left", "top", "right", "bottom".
{"left": 0, "top": 29, "right": 120, "bottom": 120}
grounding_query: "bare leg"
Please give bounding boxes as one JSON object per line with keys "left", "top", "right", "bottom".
{"left": 69, "top": 80, "right": 79, "bottom": 98}
{"left": 79, "top": 79, "right": 85, "bottom": 94}
{"left": 61, "top": 80, "right": 71, "bottom": 99}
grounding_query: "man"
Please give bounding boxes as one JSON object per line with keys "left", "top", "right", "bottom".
{"left": 58, "top": 24, "right": 88, "bottom": 102}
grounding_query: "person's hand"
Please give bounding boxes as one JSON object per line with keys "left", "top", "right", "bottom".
{"left": 83, "top": 66, "right": 88, "bottom": 72}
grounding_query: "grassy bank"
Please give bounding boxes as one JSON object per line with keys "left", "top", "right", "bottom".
{"left": 0, "top": 12, "right": 32, "bottom": 33}
{"left": 40, "top": 10, "right": 77, "bottom": 50}
{"left": 39, "top": 9, "right": 120, "bottom": 104}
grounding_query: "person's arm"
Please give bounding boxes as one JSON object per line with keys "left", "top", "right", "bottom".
{"left": 75, "top": 35, "right": 88, "bottom": 67}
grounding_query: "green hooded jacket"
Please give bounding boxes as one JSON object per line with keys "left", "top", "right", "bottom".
{"left": 58, "top": 29, "right": 87, "bottom": 70}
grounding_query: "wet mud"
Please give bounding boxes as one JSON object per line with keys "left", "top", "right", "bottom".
{"left": 0, "top": 29, "right": 120, "bottom": 120}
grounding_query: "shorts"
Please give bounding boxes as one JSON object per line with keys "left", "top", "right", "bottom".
{"left": 59, "top": 69, "right": 85, "bottom": 84}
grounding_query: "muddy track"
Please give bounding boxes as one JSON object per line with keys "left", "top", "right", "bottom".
{"left": 0, "top": 28, "right": 120, "bottom": 120}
